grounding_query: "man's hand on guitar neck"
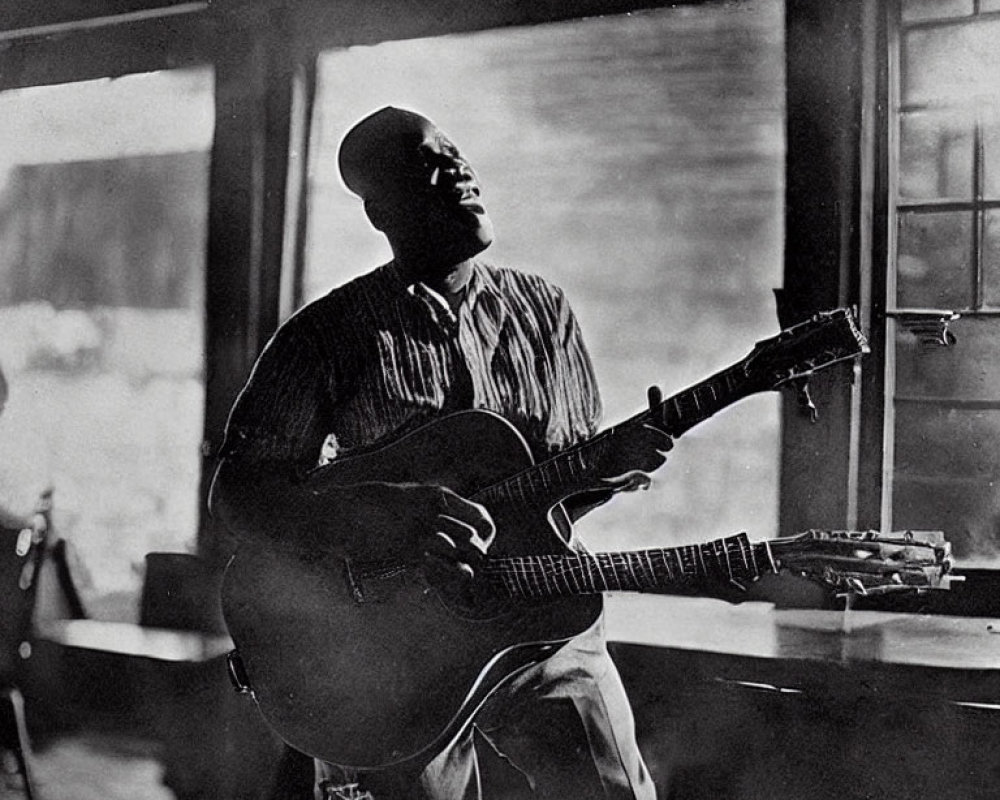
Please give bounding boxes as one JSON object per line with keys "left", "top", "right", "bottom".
{"left": 563, "top": 386, "right": 673, "bottom": 522}
{"left": 597, "top": 384, "right": 674, "bottom": 495}
{"left": 597, "top": 423, "right": 673, "bottom": 494}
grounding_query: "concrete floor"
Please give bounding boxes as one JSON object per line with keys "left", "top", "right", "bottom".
{"left": 11, "top": 733, "right": 173, "bottom": 800}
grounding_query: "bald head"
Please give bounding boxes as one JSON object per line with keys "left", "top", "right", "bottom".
{"left": 338, "top": 106, "right": 435, "bottom": 199}
{"left": 336, "top": 106, "right": 494, "bottom": 265}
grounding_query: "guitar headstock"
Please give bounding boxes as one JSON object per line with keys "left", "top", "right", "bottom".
{"left": 769, "top": 529, "right": 960, "bottom": 597}
{"left": 742, "top": 308, "right": 869, "bottom": 393}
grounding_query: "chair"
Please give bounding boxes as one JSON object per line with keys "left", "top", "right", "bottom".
{"left": 1, "top": 490, "right": 51, "bottom": 799}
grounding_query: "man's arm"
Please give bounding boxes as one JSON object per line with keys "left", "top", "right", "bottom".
{"left": 209, "top": 312, "right": 494, "bottom": 575}
{"left": 209, "top": 457, "right": 494, "bottom": 572}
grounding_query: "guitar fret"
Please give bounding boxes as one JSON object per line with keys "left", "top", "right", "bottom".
{"left": 737, "top": 536, "right": 750, "bottom": 575}
{"left": 542, "top": 555, "right": 555, "bottom": 596}
{"left": 569, "top": 558, "right": 582, "bottom": 594}
{"left": 514, "top": 479, "right": 528, "bottom": 506}
{"left": 625, "top": 553, "right": 641, "bottom": 590}
{"left": 552, "top": 458, "right": 565, "bottom": 484}
{"left": 519, "top": 559, "right": 534, "bottom": 597}
{"left": 720, "top": 540, "right": 733, "bottom": 581}
{"left": 696, "top": 543, "right": 708, "bottom": 577}
{"left": 672, "top": 396, "right": 683, "bottom": 425}
{"left": 643, "top": 551, "right": 656, "bottom": 587}
{"left": 509, "top": 558, "right": 524, "bottom": 597}
{"left": 530, "top": 561, "right": 544, "bottom": 597}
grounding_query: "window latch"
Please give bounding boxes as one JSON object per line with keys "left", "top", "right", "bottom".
{"left": 886, "top": 309, "right": 960, "bottom": 347}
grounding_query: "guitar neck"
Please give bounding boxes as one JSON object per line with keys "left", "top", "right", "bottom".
{"left": 473, "top": 364, "right": 754, "bottom": 510}
{"left": 484, "top": 533, "right": 775, "bottom": 599}
{"left": 472, "top": 307, "right": 868, "bottom": 513}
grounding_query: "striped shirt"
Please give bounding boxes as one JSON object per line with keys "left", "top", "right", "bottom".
{"left": 220, "top": 260, "right": 603, "bottom": 472}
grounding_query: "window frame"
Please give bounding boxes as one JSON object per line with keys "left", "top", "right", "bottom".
{"left": 879, "top": 1, "right": 1000, "bottom": 556}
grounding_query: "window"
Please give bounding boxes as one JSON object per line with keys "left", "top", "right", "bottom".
{"left": 887, "top": 1, "right": 1000, "bottom": 563}
{"left": 0, "top": 67, "right": 214, "bottom": 619}
{"left": 303, "top": 1, "right": 785, "bottom": 553}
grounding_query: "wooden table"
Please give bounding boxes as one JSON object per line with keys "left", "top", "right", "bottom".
{"left": 29, "top": 619, "right": 285, "bottom": 800}
{"left": 35, "top": 619, "right": 234, "bottom": 662}
{"left": 604, "top": 594, "right": 1000, "bottom": 800}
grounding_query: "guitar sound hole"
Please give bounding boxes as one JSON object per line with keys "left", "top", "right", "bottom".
{"left": 434, "top": 575, "right": 516, "bottom": 621}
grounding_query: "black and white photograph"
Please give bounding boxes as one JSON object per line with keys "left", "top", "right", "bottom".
{"left": 0, "top": 1, "right": 998, "bottom": 798}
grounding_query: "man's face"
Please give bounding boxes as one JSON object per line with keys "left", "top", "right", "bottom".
{"left": 375, "top": 119, "right": 495, "bottom": 262}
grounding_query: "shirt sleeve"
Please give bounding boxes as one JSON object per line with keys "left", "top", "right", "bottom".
{"left": 551, "top": 285, "right": 604, "bottom": 444}
{"left": 218, "top": 311, "right": 333, "bottom": 474}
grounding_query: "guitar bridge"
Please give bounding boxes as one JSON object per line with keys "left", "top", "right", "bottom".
{"left": 343, "top": 557, "right": 410, "bottom": 604}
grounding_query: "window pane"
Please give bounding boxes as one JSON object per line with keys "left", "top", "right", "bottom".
{"left": 984, "top": 209, "right": 1000, "bottom": 307}
{"left": 895, "top": 403, "right": 1000, "bottom": 485}
{"left": 304, "top": 1, "right": 785, "bottom": 553}
{"left": 903, "top": 19, "right": 1000, "bottom": 108}
{"left": 896, "top": 211, "right": 972, "bottom": 309}
{"left": 899, "top": 110, "right": 973, "bottom": 201}
{"left": 896, "top": 317, "right": 1000, "bottom": 399}
{"left": 901, "top": 0, "right": 973, "bottom": 24}
{"left": 0, "top": 68, "right": 213, "bottom": 620}
{"left": 893, "top": 472, "right": 1000, "bottom": 564}
{"left": 983, "top": 110, "right": 1000, "bottom": 200}
{"left": 892, "top": 316, "right": 1000, "bottom": 563}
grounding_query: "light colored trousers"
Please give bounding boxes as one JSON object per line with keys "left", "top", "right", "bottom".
{"left": 315, "top": 618, "right": 656, "bottom": 800}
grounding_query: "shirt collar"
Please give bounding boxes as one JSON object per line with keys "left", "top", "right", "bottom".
{"left": 386, "top": 260, "right": 506, "bottom": 322}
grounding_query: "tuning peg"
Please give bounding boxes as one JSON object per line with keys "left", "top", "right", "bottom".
{"left": 795, "top": 380, "right": 818, "bottom": 423}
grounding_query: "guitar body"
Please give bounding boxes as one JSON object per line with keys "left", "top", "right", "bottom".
{"left": 221, "top": 410, "right": 603, "bottom": 771}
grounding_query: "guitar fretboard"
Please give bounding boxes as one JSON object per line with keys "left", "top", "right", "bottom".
{"left": 473, "top": 364, "right": 753, "bottom": 512}
{"left": 484, "top": 532, "right": 774, "bottom": 600}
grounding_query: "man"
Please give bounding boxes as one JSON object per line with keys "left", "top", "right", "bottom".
{"left": 210, "top": 106, "right": 676, "bottom": 799}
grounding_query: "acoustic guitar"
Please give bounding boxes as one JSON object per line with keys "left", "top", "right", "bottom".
{"left": 222, "top": 308, "right": 903, "bottom": 771}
